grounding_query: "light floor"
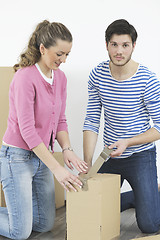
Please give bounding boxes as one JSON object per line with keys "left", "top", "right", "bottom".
{"left": 1, "top": 207, "right": 160, "bottom": 240}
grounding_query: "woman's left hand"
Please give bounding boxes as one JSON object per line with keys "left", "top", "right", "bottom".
{"left": 63, "top": 150, "right": 88, "bottom": 173}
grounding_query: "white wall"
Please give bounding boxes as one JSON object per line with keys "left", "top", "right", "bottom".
{"left": 1, "top": 0, "right": 160, "bottom": 192}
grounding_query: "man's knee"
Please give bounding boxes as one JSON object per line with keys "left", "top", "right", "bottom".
{"left": 138, "top": 220, "right": 159, "bottom": 234}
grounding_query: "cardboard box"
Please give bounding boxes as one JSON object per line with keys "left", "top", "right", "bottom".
{"left": 0, "top": 67, "right": 14, "bottom": 149}
{"left": 131, "top": 235, "right": 160, "bottom": 239}
{"left": 0, "top": 67, "right": 14, "bottom": 207}
{"left": 0, "top": 67, "right": 65, "bottom": 209}
{"left": 53, "top": 152, "right": 65, "bottom": 209}
{"left": 66, "top": 173, "right": 120, "bottom": 240}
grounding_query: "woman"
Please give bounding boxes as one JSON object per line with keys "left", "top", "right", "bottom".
{"left": 0, "top": 20, "right": 87, "bottom": 239}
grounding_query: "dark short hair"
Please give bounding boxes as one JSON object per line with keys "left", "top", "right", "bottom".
{"left": 105, "top": 19, "right": 138, "bottom": 45}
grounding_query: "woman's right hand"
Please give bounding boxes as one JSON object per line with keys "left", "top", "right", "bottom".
{"left": 53, "top": 165, "right": 83, "bottom": 192}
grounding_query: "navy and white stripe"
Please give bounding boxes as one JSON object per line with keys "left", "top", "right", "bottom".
{"left": 83, "top": 60, "right": 160, "bottom": 158}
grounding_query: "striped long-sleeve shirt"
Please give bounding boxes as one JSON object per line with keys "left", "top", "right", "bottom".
{"left": 83, "top": 60, "right": 160, "bottom": 158}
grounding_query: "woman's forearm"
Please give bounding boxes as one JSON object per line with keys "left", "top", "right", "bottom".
{"left": 32, "top": 142, "right": 60, "bottom": 172}
{"left": 56, "top": 131, "right": 71, "bottom": 150}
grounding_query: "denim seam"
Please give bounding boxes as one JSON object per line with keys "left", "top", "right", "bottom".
{"left": 148, "top": 152, "right": 159, "bottom": 228}
{"left": 33, "top": 180, "right": 41, "bottom": 229}
{"left": 35, "top": 159, "right": 41, "bottom": 176}
{"left": 8, "top": 158, "right": 19, "bottom": 238}
{"left": 32, "top": 157, "right": 42, "bottom": 229}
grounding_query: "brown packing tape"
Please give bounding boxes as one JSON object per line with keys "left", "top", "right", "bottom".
{"left": 79, "top": 147, "right": 113, "bottom": 191}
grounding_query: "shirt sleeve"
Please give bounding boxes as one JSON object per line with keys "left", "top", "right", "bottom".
{"left": 56, "top": 73, "right": 68, "bottom": 133}
{"left": 14, "top": 72, "right": 43, "bottom": 149}
{"left": 83, "top": 67, "right": 102, "bottom": 134}
{"left": 144, "top": 73, "right": 160, "bottom": 133}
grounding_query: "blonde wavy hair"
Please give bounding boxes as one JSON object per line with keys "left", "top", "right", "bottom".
{"left": 13, "top": 20, "right": 72, "bottom": 72}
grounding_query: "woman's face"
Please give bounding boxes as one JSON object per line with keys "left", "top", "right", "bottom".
{"left": 40, "top": 39, "right": 72, "bottom": 70}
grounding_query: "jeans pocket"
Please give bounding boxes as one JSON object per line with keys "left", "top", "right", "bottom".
{"left": 10, "top": 153, "right": 31, "bottom": 163}
{"left": 7, "top": 152, "right": 32, "bottom": 178}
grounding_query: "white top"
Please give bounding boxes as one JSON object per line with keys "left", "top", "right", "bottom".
{"left": 35, "top": 63, "right": 54, "bottom": 85}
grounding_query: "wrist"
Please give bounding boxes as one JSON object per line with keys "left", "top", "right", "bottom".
{"left": 51, "top": 161, "right": 61, "bottom": 173}
{"left": 126, "top": 138, "right": 132, "bottom": 147}
{"left": 62, "top": 147, "right": 73, "bottom": 153}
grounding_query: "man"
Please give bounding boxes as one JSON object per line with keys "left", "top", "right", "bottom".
{"left": 83, "top": 19, "right": 160, "bottom": 233}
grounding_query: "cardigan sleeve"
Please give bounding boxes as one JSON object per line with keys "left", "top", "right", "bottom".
{"left": 56, "top": 72, "right": 68, "bottom": 133}
{"left": 14, "top": 71, "right": 43, "bottom": 149}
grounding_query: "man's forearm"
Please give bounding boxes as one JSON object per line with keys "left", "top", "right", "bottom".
{"left": 83, "top": 130, "right": 98, "bottom": 167}
{"left": 127, "top": 127, "right": 160, "bottom": 147}
{"left": 110, "top": 127, "right": 160, "bottom": 157}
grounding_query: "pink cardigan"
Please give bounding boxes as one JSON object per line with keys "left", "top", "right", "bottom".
{"left": 3, "top": 65, "right": 68, "bottom": 151}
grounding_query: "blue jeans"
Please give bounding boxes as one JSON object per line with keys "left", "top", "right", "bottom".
{"left": 0, "top": 145, "right": 55, "bottom": 239}
{"left": 98, "top": 146, "right": 160, "bottom": 233}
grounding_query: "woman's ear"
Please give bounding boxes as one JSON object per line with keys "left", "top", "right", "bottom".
{"left": 39, "top": 43, "right": 45, "bottom": 55}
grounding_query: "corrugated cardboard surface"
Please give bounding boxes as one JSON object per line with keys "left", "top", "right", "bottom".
{"left": 132, "top": 235, "right": 160, "bottom": 239}
{"left": 0, "top": 67, "right": 14, "bottom": 207}
{"left": 0, "top": 67, "right": 65, "bottom": 209}
{"left": 53, "top": 152, "right": 65, "bottom": 209}
{"left": 0, "top": 67, "right": 14, "bottom": 148}
{"left": 67, "top": 173, "right": 120, "bottom": 240}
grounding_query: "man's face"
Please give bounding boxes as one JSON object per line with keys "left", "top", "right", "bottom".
{"left": 106, "top": 34, "right": 136, "bottom": 67}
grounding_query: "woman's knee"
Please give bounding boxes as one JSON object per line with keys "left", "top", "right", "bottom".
{"left": 33, "top": 221, "right": 55, "bottom": 233}
{"left": 10, "top": 227, "right": 32, "bottom": 240}
{"left": 41, "top": 221, "right": 55, "bottom": 232}
{"left": 33, "top": 213, "right": 55, "bottom": 233}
